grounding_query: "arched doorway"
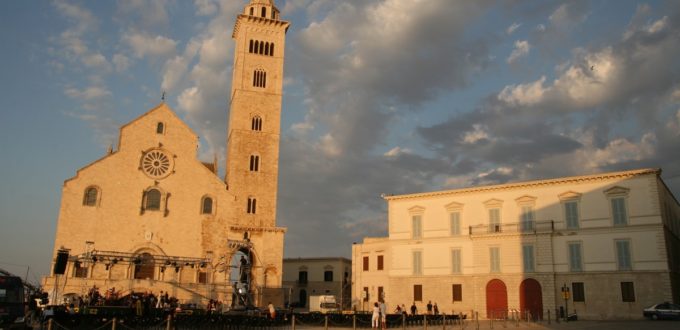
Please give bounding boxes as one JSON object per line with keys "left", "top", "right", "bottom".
{"left": 519, "top": 278, "right": 543, "bottom": 320}
{"left": 486, "top": 279, "right": 508, "bottom": 319}
{"left": 133, "top": 253, "right": 155, "bottom": 280}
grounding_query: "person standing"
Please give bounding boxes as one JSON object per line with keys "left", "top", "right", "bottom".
{"left": 410, "top": 302, "right": 417, "bottom": 315}
{"left": 426, "top": 301, "right": 433, "bottom": 315}
{"left": 433, "top": 302, "right": 439, "bottom": 315}
{"left": 372, "top": 302, "right": 380, "bottom": 328}
{"left": 268, "top": 302, "right": 276, "bottom": 319}
{"left": 379, "top": 301, "right": 387, "bottom": 329}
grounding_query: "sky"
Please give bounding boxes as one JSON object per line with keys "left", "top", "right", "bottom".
{"left": 1, "top": 0, "right": 680, "bottom": 285}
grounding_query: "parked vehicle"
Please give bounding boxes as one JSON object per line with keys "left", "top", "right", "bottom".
{"left": 308, "top": 295, "right": 339, "bottom": 314}
{"left": 643, "top": 302, "right": 680, "bottom": 320}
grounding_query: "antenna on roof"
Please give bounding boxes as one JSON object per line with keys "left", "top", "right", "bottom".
{"left": 161, "top": 91, "right": 166, "bottom": 102}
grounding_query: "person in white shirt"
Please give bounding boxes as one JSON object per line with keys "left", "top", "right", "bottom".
{"left": 372, "top": 302, "right": 380, "bottom": 328}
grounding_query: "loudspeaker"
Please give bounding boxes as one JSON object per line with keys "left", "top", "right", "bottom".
{"left": 53, "top": 250, "right": 69, "bottom": 275}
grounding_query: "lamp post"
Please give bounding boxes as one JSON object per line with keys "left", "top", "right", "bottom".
{"left": 561, "top": 284, "right": 570, "bottom": 322}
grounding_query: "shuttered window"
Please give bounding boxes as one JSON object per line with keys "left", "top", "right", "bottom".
{"left": 488, "top": 208, "right": 501, "bottom": 232}
{"left": 412, "top": 215, "right": 422, "bottom": 239}
{"left": 568, "top": 242, "right": 582, "bottom": 272}
{"left": 450, "top": 212, "right": 460, "bottom": 235}
{"left": 616, "top": 240, "right": 632, "bottom": 270}
{"left": 520, "top": 206, "right": 535, "bottom": 231}
{"left": 565, "top": 201, "right": 579, "bottom": 229}
{"left": 451, "top": 249, "right": 461, "bottom": 274}
{"left": 490, "top": 247, "right": 500, "bottom": 273}
{"left": 522, "top": 245, "right": 535, "bottom": 272}
{"left": 413, "top": 251, "right": 423, "bottom": 275}
{"left": 611, "top": 197, "right": 628, "bottom": 225}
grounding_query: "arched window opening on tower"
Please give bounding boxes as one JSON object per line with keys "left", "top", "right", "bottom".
{"left": 251, "top": 116, "right": 262, "bottom": 131}
{"left": 83, "top": 186, "right": 99, "bottom": 206}
{"left": 201, "top": 196, "right": 213, "bottom": 214}
{"left": 253, "top": 70, "right": 266, "bottom": 88}
{"left": 248, "top": 39, "right": 274, "bottom": 57}
{"left": 250, "top": 155, "right": 260, "bottom": 172}
{"left": 156, "top": 122, "right": 164, "bottom": 134}
{"left": 247, "top": 197, "right": 257, "bottom": 214}
{"left": 250, "top": 7, "right": 254, "bottom": 16}
{"left": 261, "top": 7, "right": 266, "bottom": 18}
{"left": 145, "top": 189, "right": 161, "bottom": 211}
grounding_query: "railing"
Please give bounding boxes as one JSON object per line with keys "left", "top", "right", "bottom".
{"left": 468, "top": 220, "right": 554, "bottom": 235}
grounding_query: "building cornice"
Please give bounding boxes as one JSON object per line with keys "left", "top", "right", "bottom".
{"left": 384, "top": 168, "right": 661, "bottom": 201}
{"left": 232, "top": 14, "right": 290, "bottom": 39}
{"left": 229, "top": 225, "right": 286, "bottom": 233}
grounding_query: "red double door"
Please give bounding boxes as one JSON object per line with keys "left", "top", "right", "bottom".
{"left": 486, "top": 279, "right": 543, "bottom": 320}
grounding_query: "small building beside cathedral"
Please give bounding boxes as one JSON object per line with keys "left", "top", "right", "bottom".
{"left": 42, "top": 0, "right": 290, "bottom": 307}
{"left": 352, "top": 168, "right": 680, "bottom": 319}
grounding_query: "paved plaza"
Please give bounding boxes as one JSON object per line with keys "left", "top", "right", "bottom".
{"left": 294, "top": 320, "right": 679, "bottom": 330}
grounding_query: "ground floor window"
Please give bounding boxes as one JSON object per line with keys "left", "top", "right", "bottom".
{"left": 413, "top": 284, "right": 423, "bottom": 302}
{"left": 621, "top": 282, "right": 635, "bottom": 302}
{"left": 572, "top": 282, "right": 585, "bottom": 302}
{"left": 452, "top": 284, "right": 462, "bottom": 302}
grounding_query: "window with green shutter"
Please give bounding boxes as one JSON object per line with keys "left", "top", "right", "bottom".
{"left": 565, "top": 201, "right": 579, "bottom": 229}
{"left": 611, "top": 197, "right": 628, "bottom": 225}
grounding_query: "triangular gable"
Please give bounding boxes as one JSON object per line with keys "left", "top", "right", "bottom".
{"left": 483, "top": 198, "right": 503, "bottom": 207}
{"left": 408, "top": 205, "right": 426, "bottom": 214}
{"left": 515, "top": 195, "right": 537, "bottom": 205}
{"left": 444, "top": 201, "right": 464, "bottom": 211}
{"left": 558, "top": 191, "right": 583, "bottom": 201}
{"left": 604, "top": 186, "right": 630, "bottom": 196}
{"left": 117, "top": 102, "right": 198, "bottom": 148}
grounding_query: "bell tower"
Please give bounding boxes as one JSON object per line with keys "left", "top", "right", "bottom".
{"left": 226, "top": 0, "right": 289, "bottom": 229}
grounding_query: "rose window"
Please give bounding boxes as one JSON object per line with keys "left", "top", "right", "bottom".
{"left": 141, "top": 149, "right": 173, "bottom": 179}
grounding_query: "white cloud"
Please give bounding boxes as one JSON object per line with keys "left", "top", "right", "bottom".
{"left": 82, "top": 53, "right": 110, "bottom": 71}
{"left": 112, "top": 54, "right": 131, "bottom": 72}
{"left": 123, "top": 32, "right": 177, "bottom": 59}
{"left": 319, "top": 133, "right": 341, "bottom": 157}
{"left": 463, "top": 124, "right": 491, "bottom": 144}
{"left": 177, "top": 87, "right": 203, "bottom": 114}
{"left": 53, "top": 0, "right": 97, "bottom": 34}
{"left": 588, "top": 133, "right": 657, "bottom": 167}
{"left": 498, "top": 76, "right": 547, "bottom": 106}
{"left": 645, "top": 16, "right": 669, "bottom": 34}
{"left": 162, "top": 56, "right": 191, "bottom": 92}
{"left": 553, "top": 47, "right": 618, "bottom": 107}
{"left": 64, "top": 86, "right": 111, "bottom": 101}
{"left": 195, "top": 0, "right": 218, "bottom": 16}
{"left": 506, "top": 22, "right": 521, "bottom": 35}
{"left": 384, "top": 146, "right": 412, "bottom": 157}
{"left": 507, "top": 40, "right": 530, "bottom": 63}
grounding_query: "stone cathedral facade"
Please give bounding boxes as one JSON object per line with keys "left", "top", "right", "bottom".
{"left": 42, "top": 0, "right": 290, "bottom": 307}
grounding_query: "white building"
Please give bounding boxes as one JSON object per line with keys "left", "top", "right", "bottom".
{"left": 282, "top": 257, "right": 352, "bottom": 310}
{"left": 352, "top": 168, "right": 680, "bottom": 319}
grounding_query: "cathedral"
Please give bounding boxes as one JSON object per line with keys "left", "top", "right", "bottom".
{"left": 42, "top": 0, "right": 289, "bottom": 307}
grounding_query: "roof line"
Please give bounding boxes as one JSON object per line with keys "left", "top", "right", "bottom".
{"left": 384, "top": 168, "right": 661, "bottom": 201}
